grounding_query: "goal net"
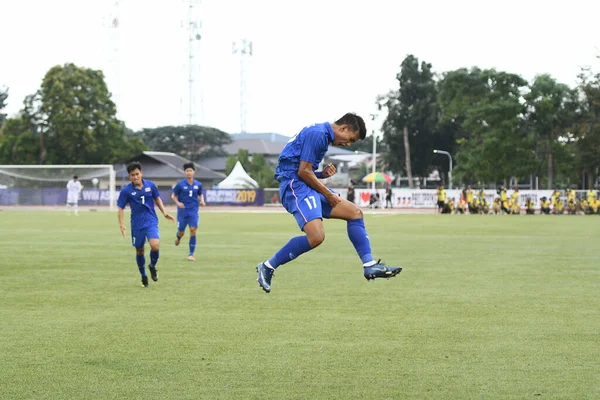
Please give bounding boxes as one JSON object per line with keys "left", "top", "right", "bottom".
{"left": 0, "top": 165, "right": 116, "bottom": 210}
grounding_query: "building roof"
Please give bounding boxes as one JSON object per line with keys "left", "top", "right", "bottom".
{"left": 230, "top": 132, "right": 291, "bottom": 143}
{"left": 225, "top": 137, "right": 358, "bottom": 157}
{"left": 124, "top": 151, "right": 226, "bottom": 180}
{"left": 326, "top": 146, "right": 362, "bottom": 156}
{"left": 195, "top": 156, "right": 228, "bottom": 172}
{"left": 224, "top": 139, "right": 285, "bottom": 156}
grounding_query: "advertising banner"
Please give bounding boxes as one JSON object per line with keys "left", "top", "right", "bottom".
{"left": 353, "top": 189, "right": 556, "bottom": 209}
{"left": 204, "top": 189, "right": 264, "bottom": 206}
{"left": 0, "top": 188, "right": 116, "bottom": 206}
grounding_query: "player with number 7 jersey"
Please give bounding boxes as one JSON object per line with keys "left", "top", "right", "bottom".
{"left": 117, "top": 162, "right": 175, "bottom": 287}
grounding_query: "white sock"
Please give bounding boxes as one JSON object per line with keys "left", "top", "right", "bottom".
{"left": 363, "top": 260, "right": 377, "bottom": 268}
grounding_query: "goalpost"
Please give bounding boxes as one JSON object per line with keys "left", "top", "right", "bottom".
{"left": 0, "top": 165, "right": 117, "bottom": 210}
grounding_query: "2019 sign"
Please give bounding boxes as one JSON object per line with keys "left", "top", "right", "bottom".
{"left": 204, "top": 189, "right": 264, "bottom": 206}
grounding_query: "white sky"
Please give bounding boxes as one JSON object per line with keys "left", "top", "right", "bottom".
{"left": 1, "top": 0, "right": 599, "bottom": 136}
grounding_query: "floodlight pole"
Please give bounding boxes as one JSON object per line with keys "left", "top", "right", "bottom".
{"left": 433, "top": 149, "right": 452, "bottom": 190}
{"left": 370, "top": 114, "right": 377, "bottom": 190}
{"left": 232, "top": 39, "right": 253, "bottom": 133}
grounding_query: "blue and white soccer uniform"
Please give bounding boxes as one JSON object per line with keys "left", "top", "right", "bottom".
{"left": 172, "top": 179, "right": 203, "bottom": 231}
{"left": 275, "top": 122, "right": 338, "bottom": 231}
{"left": 117, "top": 179, "right": 161, "bottom": 248}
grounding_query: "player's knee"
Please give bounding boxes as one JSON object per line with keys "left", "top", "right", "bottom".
{"left": 178, "top": 231, "right": 185, "bottom": 237}
{"left": 350, "top": 205, "right": 363, "bottom": 220}
{"left": 189, "top": 228, "right": 197, "bottom": 235}
{"left": 307, "top": 230, "right": 325, "bottom": 248}
{"left": 135, "top": 248, "right": 144, "bottom": 255}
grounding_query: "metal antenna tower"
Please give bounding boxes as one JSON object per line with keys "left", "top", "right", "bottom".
{"left": 187, "top": 0, "right": 202, "bottom": 126}
{"left": 104, "top": 0, "right": 121, "bottom": 115}
{"left": 232, "top": 39, "right": 252, "bottom": 133}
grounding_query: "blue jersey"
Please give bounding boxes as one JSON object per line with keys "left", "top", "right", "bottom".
{"left": 274, "top": 122, "right": 334, "bottom": 182}
{"left": 172, "top": 179, "right": 203, "bottom": 214}
{"left": 117, "top": 179, "right": 160, "bottom": 230}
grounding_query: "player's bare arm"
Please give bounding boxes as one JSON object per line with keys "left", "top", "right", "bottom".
{"left": 171, "top": 192, "right": 185, "bottom": 208}
{"left": 155, "top": 196, "right": 175, "bottom": 222}
{"left": 297, "top": 161, "right": 341, "bottom": 207}
{"left": 199, "top": 194, "right": 206, "bottom": 207}
{"left": 117, "top": 207, "right": 126, "bottom": 237}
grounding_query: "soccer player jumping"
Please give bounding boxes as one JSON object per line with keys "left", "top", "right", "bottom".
{"left": 256, "top": 113, "right": 402, "bottom": 293}
{"left": 117, "top": 162, "right": 175, "bottom": 287}
{"left": 171, "top": 162, "right": 206, "bottom": 261}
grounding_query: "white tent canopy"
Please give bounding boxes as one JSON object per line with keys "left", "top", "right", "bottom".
{"left": 217, "top": 161, "right": 259, "bottom": 189}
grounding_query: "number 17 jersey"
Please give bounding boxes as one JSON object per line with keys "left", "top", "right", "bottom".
{"left": 172, "top": 179, "right": 203, "bottom": 215}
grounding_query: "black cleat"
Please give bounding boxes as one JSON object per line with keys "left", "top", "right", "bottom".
{"left": 363, "top": 260, "right": 402, "bottom": 281}
{"left": 141, "top": 275, "right": 149, "bottom": 287}
{"left": 256, "top": 262, "right": 274, "bottom": 293}
{"left": 149, "top": 267, "right": 158, "bottom": 282}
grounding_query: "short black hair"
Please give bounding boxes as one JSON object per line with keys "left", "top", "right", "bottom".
{"left": 183, "top": 162, "right": 195, "bottom": 171}
{"left": 335, "top": 112, "right": 367, "bottom": 140}
{"left": 126, "top": 161, "right": 142, "bottom": 174}
{"left": 73, "top": 175, "right": 78, "bottom": 179}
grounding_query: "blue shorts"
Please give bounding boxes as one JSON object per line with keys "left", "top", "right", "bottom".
{"left": 280, "top": 179, "right": 339, "bottom": 231}
{"left": 131, "top": 225, "right": 160, "bottom": 248}
{"left": 177, "top": 211, "right": 199, "bottom": 231}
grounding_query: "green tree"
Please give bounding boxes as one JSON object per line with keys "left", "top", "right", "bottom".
{"left": 379, "top": 55, "right": 439, "bottom": 182}
{"left": 226, "top": 149, "right": 252, "bottom": 174}
{"left": 249, "top": 153, "right": 278, "bottom": 188}
{"left": 437, "top": 67, "right": 489, "bottom": 146}
{"left": 132, "top": 125, "right": 231, "bottom": 160}
{"left": 225, "top": 149, "right": 277, "bottom": 188}
{"left": 0, "top": 115, "right": 39, "bottom": 164}
{"left": 438, "top": 68, "right": 535, "bottom": 185}
{"left": 18, "top": 63, "right": 141, "bottom": 164}
{"left": 0, "top": 87, "right": 8, "bottom": 128}
{"left": 346, "top": 134, "right": 381, "bottom": 154}
{"left": 573, "top": 68, "right": 600, "bottom": 188}
{"left": 524, "top": 74, "right": 578, "bottom": 189}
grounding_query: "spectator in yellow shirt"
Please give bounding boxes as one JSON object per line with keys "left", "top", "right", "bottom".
{"left": 566, "top": 188, "right": 577, "bottom": 215}
{"left": 551, "top": 189, "right": 561, "bottom": 212}
{"left": 590, "top": 199, "right": 599, "bottom": 214}
{"left": 510, "top": 187, "right": 520, "bottom": 214}
{"left": 441, "top": 198, "right": 454, "bottom": 214}
{"left": 566, "top": 188, "right": 575, "bottom": 203}
{"left": 525, "top": 197, "right": 535, "bottom": 214}
{"left": 492, "top": 198, "right": 502, "bottom": 214}
{"left": 587, "top": 188, "right": 597, "bottom": 204}
{"left": 436, "top": 185, "right": 446, "bottom": 214}
{"left": 457, "top": 197, "right": 467, "bottom": 214}
{"left": 580, "top": 199, "right": 590, "bottom": 214}
{"left": 540, "top": 197, "right": 551, "bottom": 215}
{"left": 497, "top": 186, "right": 510, "bottom": 214}
{"left": 465, "top": 185, "right": 475, "bottom": 213}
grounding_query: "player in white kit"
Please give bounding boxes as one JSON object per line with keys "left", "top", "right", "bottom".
{"left": 66, "top": 176, "right": 82, "bottom": 215}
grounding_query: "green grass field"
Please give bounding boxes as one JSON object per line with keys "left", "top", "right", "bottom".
{"left": 1, "top": 210, "right": 599, "bottom": 399}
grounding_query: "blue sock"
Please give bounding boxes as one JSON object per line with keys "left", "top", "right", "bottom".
{"left": 150, "top": 250, "right": 159, "bottom": 268}
{"left": 267, "top": 236, "right": 312, "bottom": 269}
{"left": 189, "top": 236, "right": 196, "bottom": 256}
{"left": 347, "top": 219, "right": 375, "bottom": 265}
{"left": 136, "top": 254, "right": 146, "bottom": 277}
